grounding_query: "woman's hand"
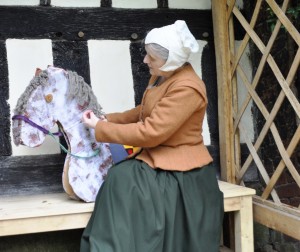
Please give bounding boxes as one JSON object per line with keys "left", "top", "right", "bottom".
{"left": 82, "top": 110, "right": 100, "bottom": 129}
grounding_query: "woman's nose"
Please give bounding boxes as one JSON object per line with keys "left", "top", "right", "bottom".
{"left": 143, "top": 55, "right": 149, "bottom": 64}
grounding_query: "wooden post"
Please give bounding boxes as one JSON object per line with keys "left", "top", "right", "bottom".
{"left": 211, "top": 0, "right": 235, "bottom": 183}
{"left": 212, "top": 1, "right": 237, "bottom": 250}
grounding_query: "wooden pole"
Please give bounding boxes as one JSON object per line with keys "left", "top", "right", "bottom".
{"left": 212, "top": 2, "right": 236, "bottom": 248}
{"left": 211, "top": 0, "right": 235, "bottom": 183}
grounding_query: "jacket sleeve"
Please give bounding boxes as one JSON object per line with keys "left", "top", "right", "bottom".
{"left": 105, "top": 105, "right": 141, "bottom": 124}
{"left": 95, "top": 86, "right": 203, "bottom": 147}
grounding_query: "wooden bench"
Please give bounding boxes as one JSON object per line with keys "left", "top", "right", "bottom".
{"left": 0, "top": 181, "right": 255, "bottom": 251}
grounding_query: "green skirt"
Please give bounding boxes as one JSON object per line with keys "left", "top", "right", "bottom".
{"left": 80, "top": 159, "right": 224, "bottom": 252}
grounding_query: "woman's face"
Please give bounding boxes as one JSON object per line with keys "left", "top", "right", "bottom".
{"left": 143, "top": 45, "right": 166, "bottom": 76}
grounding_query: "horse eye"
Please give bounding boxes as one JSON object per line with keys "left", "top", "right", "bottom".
{"left": 45, "top": 94, "right": 53, "bottom": 103}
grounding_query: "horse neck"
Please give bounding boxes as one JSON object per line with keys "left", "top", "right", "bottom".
{"left": 46, "top": 67, "right": 99, "bottom": 156}
{"left": 56, "top": 102, "right": 97, "bottom": 156}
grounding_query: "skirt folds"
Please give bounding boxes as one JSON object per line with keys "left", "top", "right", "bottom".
{"left": 81, "top": 159, "right": 224, "bottom": 252}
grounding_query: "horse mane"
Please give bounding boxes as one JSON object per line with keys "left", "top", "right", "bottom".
{"left": 67, "top": 71, "right": 104, "bottom": 117}
{"left": 13, "top": 70, "right": 49, "bottom": 115}
{"left": 13, "top": 69, "right": 104, "bottom": 117}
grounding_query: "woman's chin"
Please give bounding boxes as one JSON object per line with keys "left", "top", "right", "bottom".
{"left": 149, "top": 69, "right": 156, "bottom": 75}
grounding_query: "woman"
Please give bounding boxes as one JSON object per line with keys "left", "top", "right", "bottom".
{"left": 81, "top": 20, "right": 223, "bottom": 252}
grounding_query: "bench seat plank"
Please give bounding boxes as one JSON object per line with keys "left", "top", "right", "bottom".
{"left": 218, "top": 181, "right": 255, "bottom": 198}
{"left": 0, "top": 193, "right": 94, "bottom": 220}
{"left": 0, "top": 181, "right": 255, "bottom": 238}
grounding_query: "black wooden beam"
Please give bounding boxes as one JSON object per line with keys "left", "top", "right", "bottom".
{"left": 0, "top": 7, "right": 214, "bottom": 41}
{"left": 0, "top": 42, "right": 8, "bottom": 101}
{"left": 202, "top": 42, "right": 219, "bottom": 146}
{"left": 0, "top": 155, "right": 65, "bottom": 195}
{"left": 40, "top": 0, "right": 51, "bottom": 6}
{"left": 52, "top": 41, "right": 90, "bottom": 84}
{"left": 0, "top": 99, "right": 11, "bottom": 156}
{"left": 0, "top": 42, "right": 11, "bottom": 156}
{"left": 157, "top": 0, "right": 168, "bottom": 8}
{"left": 201, "top": 42, "right": 220, "bottom": 172}
{"left": 130, "top": 42, "right": 150, "bottom": 106}
{"left": 101, "top": 0, "right": 111, "bottom": 7}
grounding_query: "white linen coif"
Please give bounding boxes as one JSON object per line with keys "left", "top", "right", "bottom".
{"left": 145, "top": 20, "right": 199, "bottom": 71}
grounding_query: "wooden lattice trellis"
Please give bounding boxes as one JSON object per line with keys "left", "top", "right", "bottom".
{"left": 212, "top": 0, "right": 300, "bottom": 240}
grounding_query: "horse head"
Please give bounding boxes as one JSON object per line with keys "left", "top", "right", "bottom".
{"left": 12, "top": 66, "right": 115, "bottom": 202}
{"left": 12, "top": 68, "right": 56, "bottom": 147}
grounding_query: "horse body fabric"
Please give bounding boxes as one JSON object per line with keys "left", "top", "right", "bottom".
{"left": 12, "top": 66, "right": 113, "bottom": 202}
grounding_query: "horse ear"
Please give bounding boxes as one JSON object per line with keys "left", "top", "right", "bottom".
{"left": 35, "top": 68, "right": 42, "bottom": 76}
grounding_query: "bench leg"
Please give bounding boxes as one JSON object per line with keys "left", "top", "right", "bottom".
{"left": 234, "top": 196, "right": 254, "bottom": 252}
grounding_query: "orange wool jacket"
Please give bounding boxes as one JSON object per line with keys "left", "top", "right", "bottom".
{"left": 95, "top": 64, "right": 213, "bottom": 171}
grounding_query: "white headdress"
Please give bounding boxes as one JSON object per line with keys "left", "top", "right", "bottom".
{"left": 145, "top": 20, "right": 199, "bottom": 71}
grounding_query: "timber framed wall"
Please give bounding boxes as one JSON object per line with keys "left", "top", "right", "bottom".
{"left": 0, "top": 1, "right": 221, "bottom": 194}
{"left": 212, "top": 0, "right": 300, "bottom": 241}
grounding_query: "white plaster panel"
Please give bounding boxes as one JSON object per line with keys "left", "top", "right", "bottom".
{"left": 235, "top": 41, "right": 254, "bottom": 143}
{"left": 189, "top": 40, "right": 210, "bottom": 145}
{"left": 51, "top": 0, "right": 100, "bottom": 7}
{"left": 112, "top": 0, "right": 157, "bottom": 8}
{"left": 0, "top": 0, "right": 39, "bottom": 5}
{"left": 6, "top": 39, "right": 60, "bottom": 156}
{"left": 88, "top": 40, "right": 135, "bottom": 114}
{"left": 169, "top": 0, "right": 211, "bottom": 9}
